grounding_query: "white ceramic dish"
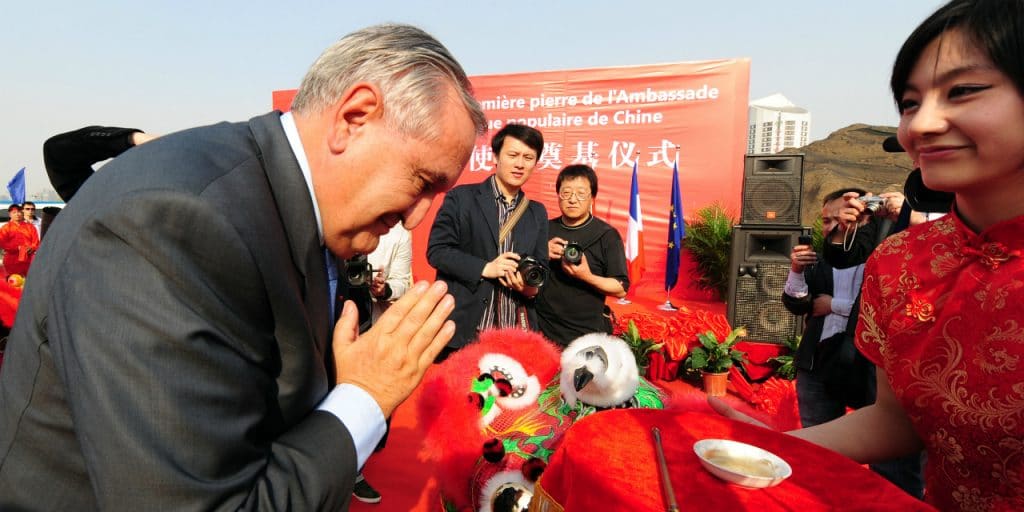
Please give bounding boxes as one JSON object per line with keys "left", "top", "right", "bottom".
{"left": 693, "top": 439, "right": 792, "bottom": 488}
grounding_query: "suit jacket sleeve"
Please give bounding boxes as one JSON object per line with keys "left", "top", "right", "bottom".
{"left": 782, "top": 276, "right": 813, "bottom": 316}
{"left": 50, "top": 191, "right": 355, "bottom": 511}
{"left": 783, "top": 263, "right": 831, "bottom": 317}
{"left": 427, "top": 188, "right": 489, "bottom": 292}
{"left": 42, "top": 126, "right": 141, "bottom": 202}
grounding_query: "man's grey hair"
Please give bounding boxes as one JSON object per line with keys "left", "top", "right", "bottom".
{"left": 291, "top": 24, "right": 486, "bottom": 140}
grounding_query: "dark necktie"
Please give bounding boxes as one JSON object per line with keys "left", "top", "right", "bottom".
{"left": 324, "top": 247, "right": 339, "bottom": 321}
{"left": 323, "top": 246, "right": 340, "bottom": 383}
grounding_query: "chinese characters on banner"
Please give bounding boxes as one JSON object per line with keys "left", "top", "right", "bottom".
{"left": 273, "top": 59, "right": 750, "bottom": 300}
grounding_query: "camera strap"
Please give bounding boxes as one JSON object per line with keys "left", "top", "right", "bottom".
{"left": 498, "top": 198, "right": 531, "bottom": 247}
{"left": 497, "top": 198, "right": 533, "bottom": 332}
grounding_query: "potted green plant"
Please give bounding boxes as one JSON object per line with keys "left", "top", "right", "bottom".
{"left": 684, "top": 327, "right": 747, "bottom": 396}
{"left": 618, "top": 320, "right": 664, "bottom": 376}
{"left": 682, "top": 203, "right": 736, "bottom": 301}
{"left": 769, "top": 335, "right": 801, "bottom": 380}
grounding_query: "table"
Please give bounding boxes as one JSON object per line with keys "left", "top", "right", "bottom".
{"left": 530, "top": 409, "right": 934, "bottom": 511}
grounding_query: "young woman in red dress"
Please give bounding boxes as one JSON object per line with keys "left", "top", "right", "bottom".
{"left": 716, "top": 1, "right": 1024, "bottom": 509}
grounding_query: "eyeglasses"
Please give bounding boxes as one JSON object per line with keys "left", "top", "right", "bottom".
{"left": 558, "top": 190, "right": 591, "bottom": 200}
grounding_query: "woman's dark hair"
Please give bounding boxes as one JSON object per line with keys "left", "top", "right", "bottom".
{"left": 555, "top": 165, "right": 598, "bottom": 198}
{"left": 891, "top": 0, "right": 1024, "bottom": 110}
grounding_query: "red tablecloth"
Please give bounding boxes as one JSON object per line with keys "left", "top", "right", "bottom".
{"left": 531, "top": 409, "right": 935, "bottom": 511}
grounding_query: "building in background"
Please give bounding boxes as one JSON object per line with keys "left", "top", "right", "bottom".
{"left": 747, "top": 93, "right": 810, "bottom": 155}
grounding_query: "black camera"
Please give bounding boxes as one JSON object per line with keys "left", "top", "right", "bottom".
{"left": 517, "top": 255, "right": 548, "bottom": 288}
{"left": 345, "top": 255, "right": 373, "bottom": 288}
{"left": 562, "top": 242, "right": 583, "bottom": 265}
{"left": 858, "top": 195, "right": 887, "bottom": 215}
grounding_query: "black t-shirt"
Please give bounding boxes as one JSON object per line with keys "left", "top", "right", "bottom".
{"left": 536, "top": 215, "right": 629, "bottom": 346}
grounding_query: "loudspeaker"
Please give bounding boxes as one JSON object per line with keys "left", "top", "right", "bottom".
{"left": 726, "top": 226, "right": 806, "bottom": 344}
{"left": 740, "top": 154, "right": 804, "bottom": 226}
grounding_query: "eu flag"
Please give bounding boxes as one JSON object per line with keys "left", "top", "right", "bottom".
{"left": 7, "top": 167, "right": 25, "bottom": 205}
{"left": 665, "top": 161, "right": 685, "bottom": 291}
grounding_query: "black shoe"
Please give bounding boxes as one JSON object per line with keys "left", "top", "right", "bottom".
{"left": 353, "top": 478, "right": 382, "bottom": 504}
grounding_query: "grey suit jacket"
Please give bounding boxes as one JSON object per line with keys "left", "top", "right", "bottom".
{"left": 0, "top": 112, "right": 358, "bottom": 510}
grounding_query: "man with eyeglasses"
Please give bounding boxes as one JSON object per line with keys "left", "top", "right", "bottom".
{"left": 536, "top": 164, "right": 628, "bottom": 347}
{"left": 428, "top": 123, "right": 548, "bottom": 360}
{"left": 21, "top": 202, "right": 41, "bottom": 238}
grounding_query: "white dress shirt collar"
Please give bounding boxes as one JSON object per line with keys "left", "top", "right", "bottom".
{"left": 279, "top": 111, "right": 324, "bottom": 245}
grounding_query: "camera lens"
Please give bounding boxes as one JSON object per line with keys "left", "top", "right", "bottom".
{"left": 858, "top": 196, "right": 885, "bottom": 215}
{"left": 563, "top": 242, "right": 583, "bottom": 265}
{"left": 345, "top": 257, "right": 373, "bottom": 287}
{"left": 517, "top": 255, "right": 548, "bottom": 287}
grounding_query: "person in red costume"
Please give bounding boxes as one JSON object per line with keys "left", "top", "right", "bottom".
{"left": 714, "top": 1, "right": 1024, "bottom": 510}
{"left": 0, "top": 204, "right": 40, "bottom": 278}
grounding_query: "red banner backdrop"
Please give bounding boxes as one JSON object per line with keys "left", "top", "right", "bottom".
{"left": 273, "top": 59, "right": 749, "bottom": 301}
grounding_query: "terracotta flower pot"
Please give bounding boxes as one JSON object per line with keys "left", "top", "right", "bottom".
{"left": 702, "top": 371, "right": 729, "bottom": 397}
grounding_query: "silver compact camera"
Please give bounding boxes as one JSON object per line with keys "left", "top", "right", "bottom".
{"left": 858, "top": 195, "right": 887, "bottom": 215}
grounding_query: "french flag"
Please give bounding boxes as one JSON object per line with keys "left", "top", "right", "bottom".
{"left": 625, "top": 161, "right": 646, "bottom": 281}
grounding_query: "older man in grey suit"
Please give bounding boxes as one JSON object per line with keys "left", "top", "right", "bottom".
{"left": 0, "top": 24, "right": 485, "bottom": 511}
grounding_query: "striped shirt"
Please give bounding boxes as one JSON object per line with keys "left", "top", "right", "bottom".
{"left": 477, "top": 175, "right": 528, "bottom": 331}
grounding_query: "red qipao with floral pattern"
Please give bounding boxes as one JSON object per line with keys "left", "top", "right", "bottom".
{"left": 856, "top": 209, "right": 1024, "bottom": 511}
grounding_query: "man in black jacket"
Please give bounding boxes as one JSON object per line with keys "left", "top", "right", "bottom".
{"left": 784, "top": 188, "right": 877, "bottom": 426}
{"left": 427, "top": 124, "right": 548, "bottom": 360}
{"left": 784, "top": 187, "right": 925, "bottom": 499}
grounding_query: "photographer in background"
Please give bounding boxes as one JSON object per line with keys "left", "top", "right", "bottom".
{"left": 537, "top": 165, "right": 628, "bottom": 347}
{"left": 786, "top": 189, "right": 873, "bottom": 426}
{"left": 339, "top": 225, "right": 411, "bottom": 505}
{"left": 784, "top": 188, "right": 922, "bottom": 498}
{"left": 367, "top": 225, "right": 412, "bottom": 323}
{"left": 821, "top": 189, "right": 926, "bottom": 269}
{"left": 799, "top": 186, "right": 927, "bottom": 498}
{"left": 427, "top": 124, "right": 548, "bottom": 361}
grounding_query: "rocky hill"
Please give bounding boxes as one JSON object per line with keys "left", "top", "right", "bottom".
{"left": 778, "top": 124, "right": 915, "bottom": 227}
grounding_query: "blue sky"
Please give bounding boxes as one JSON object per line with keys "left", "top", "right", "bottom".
{"left": 3, "top": 0, "right": 943, "bottom": 197}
